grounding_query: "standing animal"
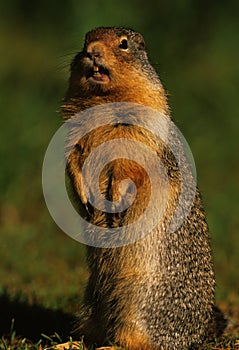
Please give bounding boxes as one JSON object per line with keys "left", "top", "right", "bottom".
{"left": 62, "top": 27, "right": 225, "bottom": 349}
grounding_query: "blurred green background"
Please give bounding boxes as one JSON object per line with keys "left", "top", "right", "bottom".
{"left": 0, "top": 0, "right": 238, "bottom": 332}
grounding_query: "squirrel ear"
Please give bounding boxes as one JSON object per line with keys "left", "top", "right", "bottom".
{"left": 133, "top": 33, "right": 145, "bottom": 51}
{"left": 138, "top": 41, "right": 145, "bottom": 50}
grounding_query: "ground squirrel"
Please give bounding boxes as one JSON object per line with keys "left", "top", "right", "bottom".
{"left": 62, "top": 27, "right": 226, "bottom": 349}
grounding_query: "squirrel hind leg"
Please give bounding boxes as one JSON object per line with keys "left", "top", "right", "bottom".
{"left": 114, "top": 329, "right": 157, "bottom": 350}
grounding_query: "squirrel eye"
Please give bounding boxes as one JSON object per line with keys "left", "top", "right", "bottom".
{"left": 119, "top": 39, "right": 128, "bottom": 50}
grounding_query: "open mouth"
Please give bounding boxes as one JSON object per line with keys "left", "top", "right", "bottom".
{"left": 88, "top": 65, "right": 110, "bottom": 84}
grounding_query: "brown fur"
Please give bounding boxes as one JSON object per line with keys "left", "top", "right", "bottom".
{"left": 62, "top": 27, "right": 169, "bottom": 117}
{"left": 62, "top": 27, "right": 226, "bottom": 349}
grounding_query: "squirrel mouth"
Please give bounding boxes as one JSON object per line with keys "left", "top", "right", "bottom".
{"left": 88, "top": 65, "right": 110, "bottom": 84}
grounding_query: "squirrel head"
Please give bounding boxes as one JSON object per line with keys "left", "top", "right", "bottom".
{"left": 66, "top": 27, "right": 161, "bottom": 99}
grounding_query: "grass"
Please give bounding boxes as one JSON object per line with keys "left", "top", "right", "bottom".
{"left": 0, "top": 323, "right": 83, "bottom": 350}
{"left": 0, "top": 324, "right": 239, "bottom": 350}
{"left": 0, "top": 292, "right": 238, "bottom": 350}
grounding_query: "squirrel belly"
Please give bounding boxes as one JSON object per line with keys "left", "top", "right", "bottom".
{"left": 62, "top": 27, "right": 226, "bottom": 349}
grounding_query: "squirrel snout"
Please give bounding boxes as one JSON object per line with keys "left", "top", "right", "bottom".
{"left": 86, "top": 51, "right": 101, "bottom": 60}
{"left": 85, "top": 42, "right": 106, "bottom": 66}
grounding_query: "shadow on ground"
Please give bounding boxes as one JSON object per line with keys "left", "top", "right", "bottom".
{"left": 0, "top": 291, "right": 76, "bottom": 342}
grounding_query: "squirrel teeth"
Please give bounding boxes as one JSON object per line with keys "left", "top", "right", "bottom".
{"left": 93, "top": 65, "right": 102, "bottom": 77}
{"left": 90, "top": 65, "right": 110, "bottom": 83}
{"left": 93, "top": 65, "right": 99, "bottom": 73}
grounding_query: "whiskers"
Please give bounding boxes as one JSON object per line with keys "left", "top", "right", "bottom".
{"left": 57, "top": 51, "right": 79, "bottom": 72}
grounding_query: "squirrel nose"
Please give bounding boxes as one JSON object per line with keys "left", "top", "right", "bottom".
{"left": 85, "top": 42, "right": 105, "bottom": 63}
{"left": 86, "top": 51, "right": 101, "bottom": 60}
{"left": 86, "top": 52, "right": 103, "bottom": 67}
